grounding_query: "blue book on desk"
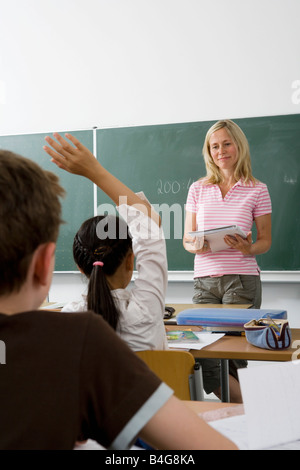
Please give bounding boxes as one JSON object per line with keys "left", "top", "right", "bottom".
{"left": 176, "top": 309, "right": 287, "bottom": 331}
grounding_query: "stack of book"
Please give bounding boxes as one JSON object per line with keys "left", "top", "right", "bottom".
{"left": 176, "top": 308, "right": 287, "bottom": 333}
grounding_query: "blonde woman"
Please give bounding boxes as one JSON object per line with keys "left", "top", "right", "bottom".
{"left": 183, "top": 120, "right": 272, "bottom": 402}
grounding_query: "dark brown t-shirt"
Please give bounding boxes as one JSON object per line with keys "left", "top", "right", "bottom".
{"left": 0, "top": 310, "right": 170, "bottom": 449}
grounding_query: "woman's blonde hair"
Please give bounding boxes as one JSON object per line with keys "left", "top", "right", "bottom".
{"left": 202, "top": 120, "right": 256, "bottom": 185}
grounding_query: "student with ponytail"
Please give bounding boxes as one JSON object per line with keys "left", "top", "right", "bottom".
{"left": 71, "top": 215, "right": 132, "bottom": 332}
{"left": 44, "top": 133, "right": 168, "bottom": 351}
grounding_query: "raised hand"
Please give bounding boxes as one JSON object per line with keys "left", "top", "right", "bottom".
{"left": 43, "top": 133, "right": 98, "bottom": 178}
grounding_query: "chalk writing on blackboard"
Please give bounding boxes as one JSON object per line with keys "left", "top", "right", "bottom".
{"left": 156, "top": 178, "right": 194, "bottom": 195}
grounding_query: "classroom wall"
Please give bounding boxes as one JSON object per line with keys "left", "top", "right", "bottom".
{"left": 1, "top": 0, "right": 299, "bottom": 323}
{"left": 1, "top": 0, "right": 300, "bottom": 133}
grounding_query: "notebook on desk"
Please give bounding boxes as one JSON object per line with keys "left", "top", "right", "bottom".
{"left": 176, "top": 308, "right": 287, "bottom": 332}
{"left": 209, "top": 360, "right": 300, "bottom": 450}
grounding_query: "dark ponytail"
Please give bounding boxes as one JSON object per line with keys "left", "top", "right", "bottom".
{"left": 73, "top": 215, "right": 132, "bottom": 330}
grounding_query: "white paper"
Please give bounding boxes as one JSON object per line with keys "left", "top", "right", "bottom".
{"left": 209, "top": 413, "right": 300, "bottom": 450}
{"left": 238, "top": 360, "right": 300, "bottom": 450}
{"left": 189, "top": 225, "right": 246, "bottom": 252}
{"left": 167, "top": 332, "right": 224, "bottom": 350}
{"left": 74, "top": 440, "right": 143, "bottom": 450}
{"left": 74, "top": 439, "right": 106, "bottom": 450}
{"left": 210, "top": 415, "right": 249, "bottom": 450}
{"left": 40, "top": 302, "right": 66, "bottom": 309}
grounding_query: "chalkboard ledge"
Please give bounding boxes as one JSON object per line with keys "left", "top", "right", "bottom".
{"left": 164, "top": 271, "right": 300, "bottom": 284}
{"left": 164, "top": 271, "right": 300, "bottom": 283}
{"left": 54, "top": 270, "right": 300, "bottom": 283}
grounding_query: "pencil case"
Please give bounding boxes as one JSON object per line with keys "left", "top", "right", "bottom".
{"left": 244, "top": 319, "right": 291, "bottom": 350}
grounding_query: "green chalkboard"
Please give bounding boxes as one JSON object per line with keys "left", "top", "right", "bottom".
{"left": 96, "top": 114, "right": 300, "bottom": 271}
{"left": 1, "top": 116, "right": 299, "bottom": 272}
{"left": 0, "top": 130, "right": 94, "bottom": 271}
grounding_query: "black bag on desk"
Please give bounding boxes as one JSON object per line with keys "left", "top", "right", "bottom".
{"left": 244, "top": 319, "right": 291, "bottom": 350}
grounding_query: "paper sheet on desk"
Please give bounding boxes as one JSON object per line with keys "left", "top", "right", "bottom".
{"left": 167, "top": 332, "right": 224, "bottom": 350}
{"left": 74, "top": 440, "right": 143, "bottom": 450}
{"left": 194, "top": 360, "right": 300, "bottom": 450}
{"left": 40, "top": 302, "right": 66, "bottom": 309}
{"left": 209, "top": 414, "right": 300, "bottom": 450}
{"left": 237, "top": 360, "right": 300, "bottom": 450}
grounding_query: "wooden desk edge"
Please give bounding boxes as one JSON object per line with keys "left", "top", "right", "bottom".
{"left": 183, "top": 400, "right": 244, "bottom": 420}
{"left": 183, "top": 400, "right": 236, "bottom": 412}
{"left": 190, "top": 328, "right": 300, "bottom": 362}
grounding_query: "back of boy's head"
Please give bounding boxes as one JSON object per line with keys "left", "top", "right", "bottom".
{"left": 73, "top": 215, "right": 132, "bottom": 330}
{"left": 0, "top": 150, "right": 65, "bottom": 295}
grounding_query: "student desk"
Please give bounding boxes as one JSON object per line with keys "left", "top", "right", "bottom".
{"left": 164, "top": 303, "right": 251, "bottom": 402}
{"left": 183, "top": 400, "right": 243, "bottom": 417}
{"left": 190, "top": 329, "right": 300, "bottom": 403}
{"left": 165, "top": 304, "right": 297, "bottom": 403}
{"left": 183, "top": 400, "right": 237, "bottom": 412}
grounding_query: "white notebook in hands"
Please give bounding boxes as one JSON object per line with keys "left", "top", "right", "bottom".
{"left": 189, "top": 225, "right": 247, "bottom": 252}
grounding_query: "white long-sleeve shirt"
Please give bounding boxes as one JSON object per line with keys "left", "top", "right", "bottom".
{"left": 62, "top": 196, "right": 168, "bottom": 351}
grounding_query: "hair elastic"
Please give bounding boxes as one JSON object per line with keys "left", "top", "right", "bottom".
{"left": 93, "top": 261, "right": 104, "bottom": 267}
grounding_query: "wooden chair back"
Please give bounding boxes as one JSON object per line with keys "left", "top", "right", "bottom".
{"left": 136, "top": 349, "right": 202, "bottom": 400}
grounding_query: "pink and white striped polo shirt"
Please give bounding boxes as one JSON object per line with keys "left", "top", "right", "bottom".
{"left": 185, "top": 178, "right": 272, "bottom": 278}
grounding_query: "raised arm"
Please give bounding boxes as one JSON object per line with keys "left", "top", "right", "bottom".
{"left": 43, "top": 133, "right": 160, "bottom": 225}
